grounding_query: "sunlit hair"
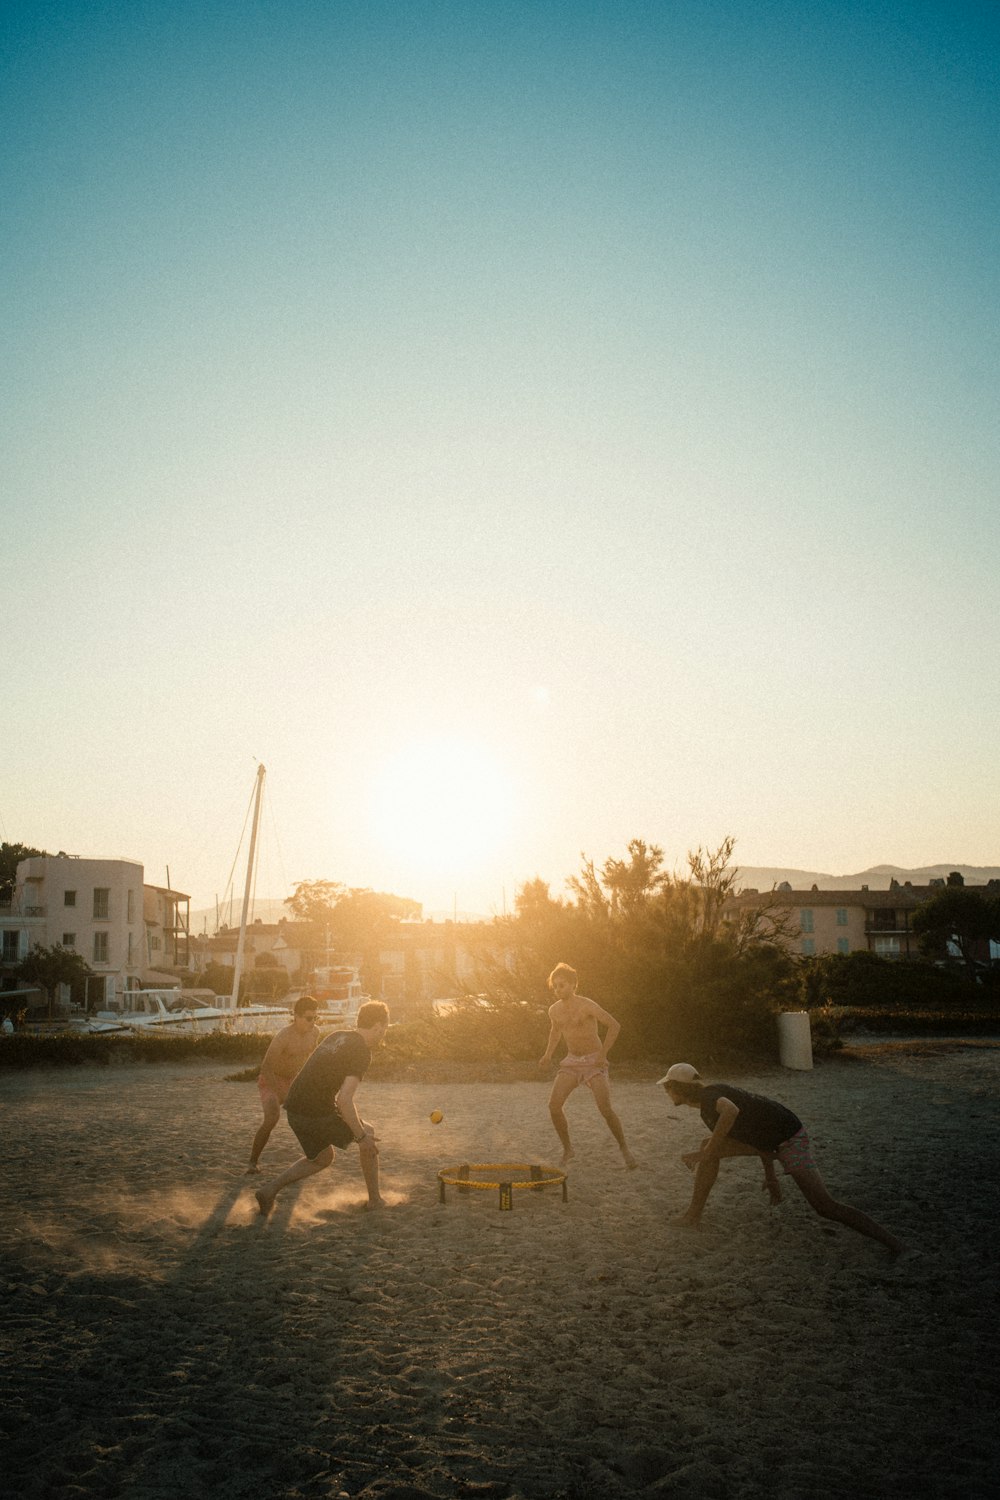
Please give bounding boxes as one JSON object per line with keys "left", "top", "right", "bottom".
{"left": 294, "top": 994, "right": 318, "bottom": 1018}
{"left": 548, "top": 962, "right": 578, "bottom": 990}
{"left": 357, "top": 1000, "right": 390, "bottom": 1030}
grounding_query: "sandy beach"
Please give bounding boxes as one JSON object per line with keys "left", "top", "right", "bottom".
{"left": 2, "top": 1045, "right": 997, "bottom": 1499}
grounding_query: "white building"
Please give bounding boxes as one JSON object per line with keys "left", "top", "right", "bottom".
{"left": 0, "top": 855, "right": 191, "bottom": 1009}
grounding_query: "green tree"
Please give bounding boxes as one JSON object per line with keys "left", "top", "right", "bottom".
{"left": 330, "top": 889, "right": 420, "bottom": 949}
{"left": 286, "top": 879, "right": 421, "bottom": 993}
{"left": 568, "top": 839, "right": 669, "bottom": 921}
{"left": 0, "top": 842, "right": 47, "bottom": 903}
{"left": 515, "top": 878, "right": 565, "bottom": 923}
{"left": 686, "top": 837, "right": 739, "bottom": 936}
{"left": 244, "top": 963, "right": 290, "bottom": 1000}
{"left": 912, "top": 887, "right": 1000, "bottom": 980}
{"left": 284, "top": 880, "right": 345, "bottom": 973}
{"left": 16, "top": 943, "right": 94, "bottom": 1017}
{"left": 285, "top": 880, "right": 345, "bottom": 927}
{"left": 329, "top": 889, "right": 421, "bottom": 995}
{"left": 198, "top": 962, "right": 236, "bottom": 996}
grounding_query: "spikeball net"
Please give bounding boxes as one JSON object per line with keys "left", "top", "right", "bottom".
{"left": 437, "top": 1162, "right": 568, "bottom": 1210}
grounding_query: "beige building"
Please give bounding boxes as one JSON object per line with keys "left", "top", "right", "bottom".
{"left": 727, "top": 878, "right": 994, "bottom": 960}
{"left": 375, "top": 921, "right": 514, "bottom": 1012}
{"left": 1, "top": 856, "right": 191, "bottom": 1008}
{"left": 190, "top": 919, "right": 314, "bottom": 977}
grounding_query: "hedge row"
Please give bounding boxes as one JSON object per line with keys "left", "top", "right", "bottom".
{"left": 832, "top": 1008, "right": 1000, "bottom": 1036}
{"left": 0, "top": 1030, "right": 272, "bottom": 1069}
{"left": 2, "top": 1003, "right": 995, "bottom": 1071}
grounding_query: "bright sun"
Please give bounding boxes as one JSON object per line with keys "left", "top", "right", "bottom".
{"left": 371, "top": 738, "right": 515, "bottom": 878}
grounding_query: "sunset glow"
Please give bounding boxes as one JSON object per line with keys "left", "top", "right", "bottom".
{"left": 3, "top": 3, "right": 998, "bottom": 914}
{"left": 371, "top": 740, "right": 515, "bottom": 883}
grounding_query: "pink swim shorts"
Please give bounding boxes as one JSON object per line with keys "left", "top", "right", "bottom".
{"left": 775, "top": 1127, "right": 816, "bottom": 1174}
{"left": 258, "top": 1075, "right": 291, "bottom": 1109}
{"left": 558, "top": 1052, "right": 609, "bottom": 1089}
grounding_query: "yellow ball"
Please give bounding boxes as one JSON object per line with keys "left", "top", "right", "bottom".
{"left": 429, "top": 1109, "right": 443, "bottom": 1124}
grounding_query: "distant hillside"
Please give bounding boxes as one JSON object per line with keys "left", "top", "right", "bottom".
{"left": 735, "top": 863, "right": 1000, "bottom": 893}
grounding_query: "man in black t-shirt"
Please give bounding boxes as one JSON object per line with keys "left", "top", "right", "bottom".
{"left": 658, "top": 1063, "right": 904, "bottom": 1255}
{"left": 254, "top": 1001, "right": 390, "bottom": 1217}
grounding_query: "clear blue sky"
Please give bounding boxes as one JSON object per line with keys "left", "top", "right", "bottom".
{"left": 3, "top": 0, "right": 998, "bottom": 914}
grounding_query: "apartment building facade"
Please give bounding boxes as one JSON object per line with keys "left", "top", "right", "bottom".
{"left": 0, "top": 856, "right": 191, "bottom": 1008}
{"left": 727, "top": 878, "right": 1000, "bottom": 961}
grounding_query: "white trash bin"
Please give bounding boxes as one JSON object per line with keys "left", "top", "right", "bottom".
{"left": 778, "top": 1010, "right": 813, "bottom": 1070}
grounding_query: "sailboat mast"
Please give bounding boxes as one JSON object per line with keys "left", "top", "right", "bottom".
{"left": 229, "top": 763, "right": 266, "bottom": 1011}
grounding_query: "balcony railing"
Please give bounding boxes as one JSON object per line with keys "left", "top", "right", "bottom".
{"left": 0, "top": 902, "right": 45, "bottom": 918}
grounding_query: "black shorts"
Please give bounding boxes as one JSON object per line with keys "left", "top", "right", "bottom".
{"left": 286, "top": 1110, "right": 355, "bottom": 1160}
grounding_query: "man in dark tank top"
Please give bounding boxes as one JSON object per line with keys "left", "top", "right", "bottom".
{"left": 659, "top": 1063, "right": 904, "bottom": 1256}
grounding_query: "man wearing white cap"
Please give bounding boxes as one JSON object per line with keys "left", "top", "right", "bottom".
{"left": 658, "top": 1063, "right": 904, "bottom": 1255}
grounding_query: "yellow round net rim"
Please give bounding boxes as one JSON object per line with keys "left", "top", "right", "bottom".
{"left": 437, "top": 1162, "right": 567, "bottom": 1191}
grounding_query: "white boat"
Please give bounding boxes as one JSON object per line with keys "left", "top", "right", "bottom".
{"left": 225, "top": 1000, "right": 292, "bottom": 1034}
{"left": 180, "top": 993, "right": 237, "bottom": 1030}
{"left": 95, "top": 988, "right": 291, "bottom": 1035}
{"left": 26, "top": 1014, "right": 130, "bottom": 1036}
{"left": 95, "top": 989, "right": 202, "bottom": 1031}
{"left": 68, "top": 1015, "right": 130, "bottom": 1035}
{"left": 309, "top": 964, "right": 368, "bottom": 1025}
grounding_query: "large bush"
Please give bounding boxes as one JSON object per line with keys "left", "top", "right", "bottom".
{"left": 467, "top": 842, "right": 802, "bottom": 1070}
{"left": 626, "top": 938, "right": 798, "bottom": 1066}
{"left": 382, "top": 999, "right": 549, "bottom": 1068}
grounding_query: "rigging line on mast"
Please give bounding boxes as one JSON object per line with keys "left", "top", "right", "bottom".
{"left": 250, "top": 812, "right": 260, "bottom": 921}
{"left": 218, "top": 777, "right": 257, "bottom": 922}
{"left": 229, "top": 764, "right": 265, "bottom": 1011}
{"left": 176, "top": 780, "right": 248, "bottom": 873}
{"left": 248, "top": 775, "right": 284, "bottom": 924}
{"left": 263, "top": 778, "right": 292, "bottom": 915}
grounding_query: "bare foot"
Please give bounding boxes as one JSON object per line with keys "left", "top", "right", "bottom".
{"left": 622, "top": 1151, "right": 638, "bottom": 1170}
{"left": 255, "top": 1189, "right": 275, "bottom": 1217}
{"left": 673, "top": 1212, "right": 702, "bottom": 1230}
{"left": 681, "top": 1151, "right": 701, "bottom": 1173}
{"left": 762, "top": 1177, "right": 782, "bottom": 1206}
{"left": 560, "top": 1148, "right": 575, "bottom": 1167}
{"left": 365, "top": 1197, "right": 386, "bottom": 1211}
{"left": 245, "top": 1164, "right": 261, "bottom": 1176}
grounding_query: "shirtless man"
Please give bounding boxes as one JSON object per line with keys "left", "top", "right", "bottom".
{"left": 245, "top": 995, "right": 320, "bottom": 1173}
{"left": 539, "top": 963, "right": 637, "bottom": 1169}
